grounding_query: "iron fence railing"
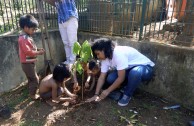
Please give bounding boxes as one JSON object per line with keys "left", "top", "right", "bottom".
{"left": 0, "top": 0, "right": 193, "bottom": 45}
{"left": 0, "top": 0, "right": 57, "bottom": 35}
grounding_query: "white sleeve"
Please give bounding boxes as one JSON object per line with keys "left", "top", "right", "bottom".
{"left": 101, "top": 60, "right": 109, "bottom": 73}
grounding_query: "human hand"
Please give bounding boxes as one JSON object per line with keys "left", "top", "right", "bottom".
{"left": 86, "top": 95, "right": 100, "bottom": 102}
{"left": 84, "top": 82, "right": 90, "bottom": 88}
{"left": 37, "top": 48, "right": 45, "bottom": 55}
{"left": 69, "top": 97, "right": 77, "bottom": 104}
{"left": 73, "top": 84, "right": 81, "bottom": 94}
{"left": 73, "top": 82, "right": 79, "bottom": 89}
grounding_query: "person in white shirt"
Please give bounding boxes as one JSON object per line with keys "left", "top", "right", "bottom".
{"left": 86, "top": 38, "right": 155, "bottom": 106}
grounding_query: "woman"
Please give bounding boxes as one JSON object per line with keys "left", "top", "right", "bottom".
{"left": 87, "top": 38, "right": 155, "bottom": 106}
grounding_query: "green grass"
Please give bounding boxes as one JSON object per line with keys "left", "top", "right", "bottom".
{"left": 19, "top": 120, "right": 43, "bottom": 126}
{"left": 6, "top": 87, "right": 29, "bottom": 110}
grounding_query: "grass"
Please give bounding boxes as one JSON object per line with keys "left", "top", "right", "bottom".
{"left": 19, "top": 120, "right": 43, "bottom": 126}
{"left": 5, "top": 86, "right": 30, "bottom": 110}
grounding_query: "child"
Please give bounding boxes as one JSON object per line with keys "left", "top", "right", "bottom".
{"left": 18, "top": 14, "right": 45, "bottom": 99}
{"left": 84, "top": 60, "right": 100, "bottom": 91}
{"left": 39, "top": 64, "right": 77, "bottom": 105}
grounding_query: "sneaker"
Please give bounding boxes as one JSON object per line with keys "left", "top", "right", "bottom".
{"left": 108, "top": 91, "right": 122, "bottom": 101}
{"left": 118, "top": 95, "right": 131, "bottom": 107}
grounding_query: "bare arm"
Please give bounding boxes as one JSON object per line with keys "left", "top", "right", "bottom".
{"left": 88, "top": 76, "right": 96, "bottom": 91}
{"left": 64, "top": 86, "right": 77, "bottom": 97}
{"left": 100, "top": 70, "right": 125, "bottom": 99}
{"left": 51, "top": 83, "right": 75, "bottom": 102}
{"left": 85, "top": 74, "right": 91, "bottom": 88}
{"left": 51, "top": 85, "right": 59, "bottom": 101}
{"left": 42, "top": 0, "right": 55, "bottom": 6}
{"left": 72, "top": 70, "right": 79, "bottom": 88}
{"left": 86, "top": 72, "right": 107, "bottom": 102}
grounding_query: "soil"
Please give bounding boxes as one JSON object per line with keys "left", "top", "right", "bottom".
{"left": 0, "top": 81, "right": 194, "bottom": 126}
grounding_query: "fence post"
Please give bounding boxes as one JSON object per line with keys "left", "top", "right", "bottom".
{"left": 139, "top": 0, "right": 147, "bottom": 41}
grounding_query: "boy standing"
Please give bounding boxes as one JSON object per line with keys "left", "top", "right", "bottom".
{"left": 39, "top": 64, "right": 77, "bottom": 105}
{"left": 18, "top": 14, "right": 45, "bottom": 99}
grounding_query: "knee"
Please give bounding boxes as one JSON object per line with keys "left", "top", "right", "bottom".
{"left": 106, "top": 74, "right": 116, "bottom": 84}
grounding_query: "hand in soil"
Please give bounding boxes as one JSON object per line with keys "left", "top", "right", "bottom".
{"left": 84, "top": 82, "right": 90, "bottom": 88}
{"left": 86, "top": 95, "right": 100, "bottom": 102}
{"left": 73, "top": 85, "right": 81, "bottom": 94}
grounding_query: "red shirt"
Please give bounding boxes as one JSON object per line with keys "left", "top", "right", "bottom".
{"left": 18, "top": 34, "right": 38, "bottom": 63}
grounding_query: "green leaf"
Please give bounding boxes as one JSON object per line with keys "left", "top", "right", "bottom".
{"left": 73, "top": 42, "right": 81, "bottom": 55}
{"left": 76, "top": 62, "right": 83, "bottom": 75}
{"left": 80, "top": 40, "right": 93, "bottom": 62}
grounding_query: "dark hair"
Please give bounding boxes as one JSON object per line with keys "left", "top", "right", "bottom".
{"left": 91, "top": 38, "right": 115, "bottom": 59}
{"left": 88, "top": 60, "right": 99, "bottom": 70}
{"left": 19, "top": 14, "right": 39, "bottom": 29}
{"left": 53, "top": 64, "right": 71, "bottom": 83}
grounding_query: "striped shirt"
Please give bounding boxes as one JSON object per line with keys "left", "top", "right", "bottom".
{"left": 55, "top": 0, "right": 78, "bottom": 23}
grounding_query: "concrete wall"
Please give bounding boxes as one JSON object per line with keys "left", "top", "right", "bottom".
{"left": 0, "top": 31, "right": 194, "bottom": 108}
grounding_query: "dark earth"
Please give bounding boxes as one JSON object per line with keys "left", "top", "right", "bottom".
{"left": 0, "top": 79, "right": 194, "bottom": 126}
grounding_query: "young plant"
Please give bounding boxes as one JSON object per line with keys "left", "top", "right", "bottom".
{"left": 73, "top": 40, "right": 93, "bottom": 99}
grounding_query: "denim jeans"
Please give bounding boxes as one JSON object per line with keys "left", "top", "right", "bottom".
{"left": 105, "top": 65, "right": 154, "bottom": 97}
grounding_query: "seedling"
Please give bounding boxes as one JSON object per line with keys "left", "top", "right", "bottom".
{"left": 72, "top": 40, "right": 93, "bottom": 100}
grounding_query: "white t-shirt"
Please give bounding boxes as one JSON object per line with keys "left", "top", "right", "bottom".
{"left": 101, "top": 46, "right": 155, "bottom": 73}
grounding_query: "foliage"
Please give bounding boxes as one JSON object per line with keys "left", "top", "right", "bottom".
{"left": 73, "top": 40, "right": 93, "bottom": 74}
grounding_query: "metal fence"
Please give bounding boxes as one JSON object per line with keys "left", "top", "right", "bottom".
{"left": 0, "top": 0, "right": 57, "bottom": 35}
{"left": 0, "top": 0, "right": 193, "bottom": 45}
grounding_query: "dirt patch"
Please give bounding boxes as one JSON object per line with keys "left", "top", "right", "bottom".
{"left": 0, "top": 84, "right": 194, "bottom": 126}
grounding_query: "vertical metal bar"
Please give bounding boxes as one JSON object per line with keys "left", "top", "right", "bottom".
{"left": 157, "top": 0, "right": 165, "bottom": 39}
{"left": 139, "top": 0, "right": 147, "bottom": 40}
{"left": 50, "top": 3, "right": 54, "bottom": 29}
{"left": 152, "top": 0, "right": 159, "bottom": 39}
{"left": 148, "top": 0, "right": 154, "bottom": 39}
{"left": 12, "top": 0, "right": 19, "bottom": 30}
{"left": 21, "top": 0, "right": 24, "bottom": 15}
{"left": 32, "top": 0, "right": 35, "bottom": 14}
{"left": 136, "top": 0, "right": 141, "bottom": 38}
{"left": 3, "top": 0, "right": 11, "bottom": 31}
{"left": 28, "top": 0, "right": 32, "bottom": 14}
{"left": 8, "top": 0, "right": 14, "bottom": 30}
{"left": 24, "top": 0, "right": 28, "bottom": 14}
{"left": 144, "top": 0, "right": 150, "bottom": 37}
{"left": 0, "top": 0, "right": 5, "bottom": 32}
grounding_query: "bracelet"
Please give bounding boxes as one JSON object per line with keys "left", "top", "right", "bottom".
{"left": 94, "top": 93, "right": 99, "bottom": 96}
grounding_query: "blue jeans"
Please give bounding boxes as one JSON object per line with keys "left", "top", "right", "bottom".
{"left": 105, "top": 65, "right": 154, "bottom": 97}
